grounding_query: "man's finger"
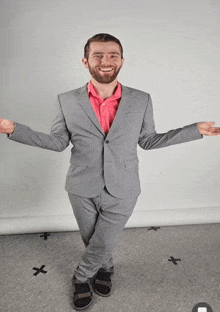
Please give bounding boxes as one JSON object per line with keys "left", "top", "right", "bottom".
{"left": 206, "top": 122, "right": 215, "bottom": 126}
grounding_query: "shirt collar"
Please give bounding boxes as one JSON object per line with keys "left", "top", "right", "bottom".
{"left": 87, "top": 81, "right": 121, "bottom": 100}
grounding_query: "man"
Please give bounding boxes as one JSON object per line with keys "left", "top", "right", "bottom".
{"left": 0, "top": 33, "right": 220, "bottom": 310}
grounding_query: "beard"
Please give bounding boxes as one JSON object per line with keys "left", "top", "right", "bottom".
{"left": 88, "top": 63, "right": 122, "bottom": 84}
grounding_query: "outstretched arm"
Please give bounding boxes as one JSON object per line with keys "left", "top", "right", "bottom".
{"left": 0, "top": 98, "right": 70, "bottom": 152}
{"left": 138, "top": 94, "right": 204, "bottom": 150}
{"left": 197, "top": 122, "right": 220, "bottom": 136}
{"left": 138, "top": 94, "right": 220, "bottom": 150}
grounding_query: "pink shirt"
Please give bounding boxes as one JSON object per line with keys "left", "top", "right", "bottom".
{"left": 87, "top": 81, "right": 122, "bottom": 135}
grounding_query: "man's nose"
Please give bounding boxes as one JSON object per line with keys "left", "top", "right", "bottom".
{"left": 101, "top": 55, "right": 111, "bottom": 65}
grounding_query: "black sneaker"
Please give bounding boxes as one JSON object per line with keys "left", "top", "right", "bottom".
{"left": 73, "top": 277, "right": 93, "bottom": 310}
{"left": 92, "top": 267, "right": 114, "bottom": 297}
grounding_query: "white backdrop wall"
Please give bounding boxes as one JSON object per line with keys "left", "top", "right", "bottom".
{"left": 0, "top": 0, "right": 220, "bottom": 234}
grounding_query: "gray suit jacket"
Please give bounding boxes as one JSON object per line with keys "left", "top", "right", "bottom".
{"left": 9, "top": 84, "right": 203, "bottom": 198}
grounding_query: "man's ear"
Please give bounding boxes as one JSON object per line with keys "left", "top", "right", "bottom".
{"left": 82, "top": 58, "right": 89, "bottom": 69}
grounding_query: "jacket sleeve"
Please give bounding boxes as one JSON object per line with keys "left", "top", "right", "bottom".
{"left": 8, "top": 97, "right": 70, "bottom": 152}
{"left": 138, "top": 94, "right": 203, "bottom": 150}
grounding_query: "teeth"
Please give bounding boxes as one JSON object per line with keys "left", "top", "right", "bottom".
{"left": 100, "top": 68, "right": 113, "bottom": 72}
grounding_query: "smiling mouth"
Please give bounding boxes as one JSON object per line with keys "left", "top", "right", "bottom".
{"left": 99, "top": 68, "right": 114, "bottom": 73}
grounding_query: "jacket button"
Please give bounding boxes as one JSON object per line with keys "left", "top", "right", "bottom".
{"left": 105, "top": 140, "right": 109, "bottom": 144}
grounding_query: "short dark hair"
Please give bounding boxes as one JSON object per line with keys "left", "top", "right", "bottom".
{"left": 84, "top": 33, "right": 123, "bottom": 59}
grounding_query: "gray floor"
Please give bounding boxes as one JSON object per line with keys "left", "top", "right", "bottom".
{"left": 1, "top": 224, "right": 219, "bottom": 312}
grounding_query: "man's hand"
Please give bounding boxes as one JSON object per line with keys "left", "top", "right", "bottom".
{"left": 197, "top": 122, "right": 220, "bottom": 136}
{"left": 0, "top": 118, "right": 15, "bottom": 134}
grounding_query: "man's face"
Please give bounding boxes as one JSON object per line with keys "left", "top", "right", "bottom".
{"left": 82, "top": 41, "right": 124, "bottom": 84}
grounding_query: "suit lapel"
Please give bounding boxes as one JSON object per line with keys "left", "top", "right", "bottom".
{"left": 75, "top": 83, "right": 133, "bottom": 138}
{"left": 106, "top": 85, "right": 133, "bottom": 138}
{"left": 76, "top": 84, "right": 104, "bottom": 136}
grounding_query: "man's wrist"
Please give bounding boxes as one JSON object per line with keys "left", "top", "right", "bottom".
{"left": 6, "top": 122, "right": 15, "bottom": 135}
{"left": 8, "top": 122, "right": 15, "bottom": 134}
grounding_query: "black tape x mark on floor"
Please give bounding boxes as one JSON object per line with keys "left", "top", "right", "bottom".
{"left": 32, "top": 232, "right": 51, "bottom": 276}
{"left": 40, "top": 232, "right": 50, "bottom": 240}
{"left": 147, "top": 226, "right": 161, "bottom": 231}
{"left": 147, "top": 227, "right": 182, "bottom": 265}
{"left": 168, "top": 256, "right": 181, "bottom": 265}
{"left": 33, "top": 229, "right": 181, "bottom": 278}
{"left": 33, "top": 265, "right": 47, "bottom": 276}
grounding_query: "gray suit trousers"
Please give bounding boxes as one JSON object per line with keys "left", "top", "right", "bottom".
{"left": 68, "top": 188, "right": 138, "bottom": 282}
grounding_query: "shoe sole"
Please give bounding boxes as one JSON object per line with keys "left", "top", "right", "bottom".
{"left": 92, "top": 283, "right": 112, "bottom": 297}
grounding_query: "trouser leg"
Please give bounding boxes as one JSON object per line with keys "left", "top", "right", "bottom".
{"left": 68, "top": 193, "right": 98, "bottom": 248}
{"left": 68, "top": 188, "right": 138, "bottom": 282}
{"left": 68, "top": 190, "right": 115, "bottom": 277}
